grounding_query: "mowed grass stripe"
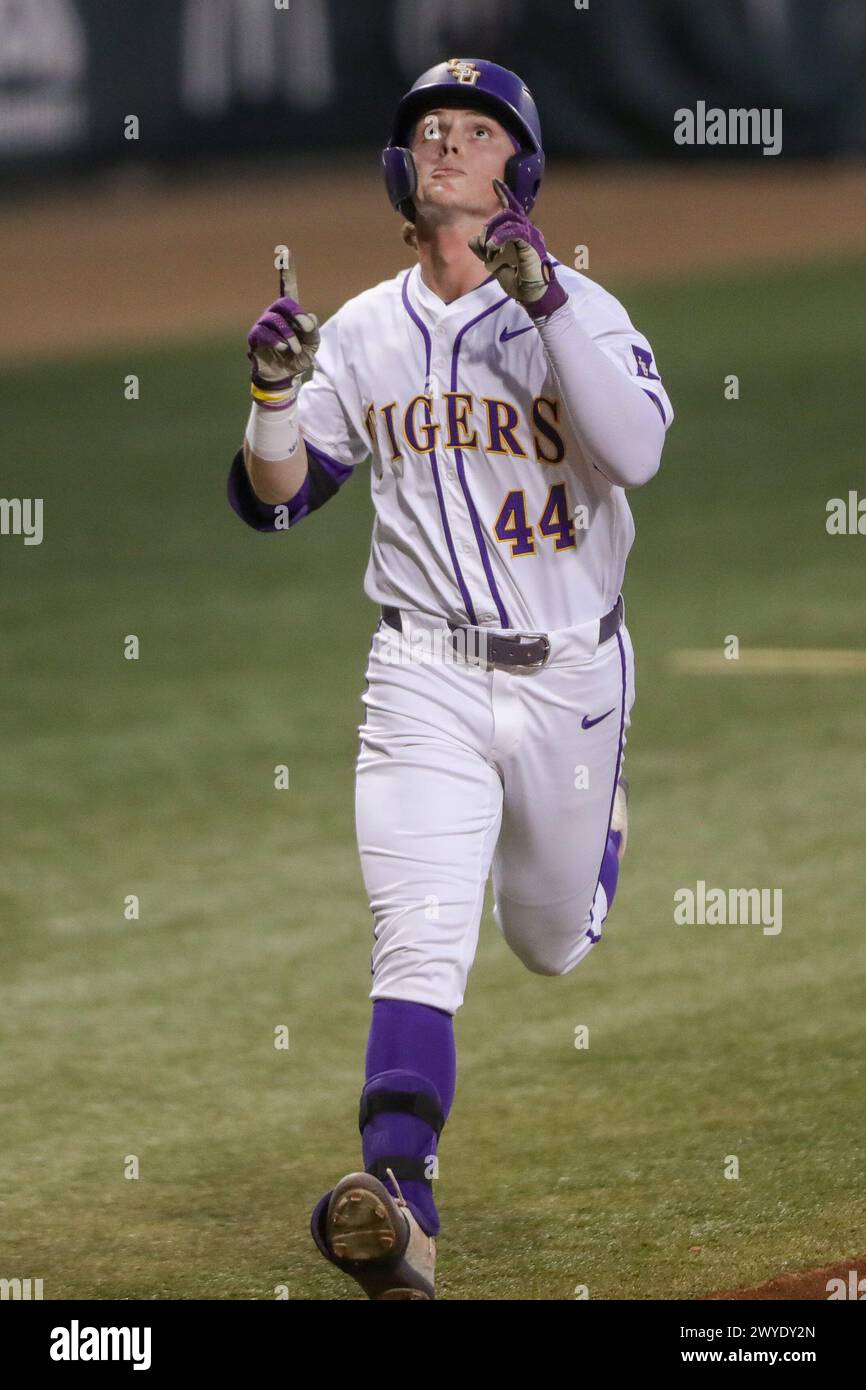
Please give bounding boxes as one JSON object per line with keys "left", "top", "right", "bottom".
{"left": 672, "top": 648, "right": 866, "bottom": 673}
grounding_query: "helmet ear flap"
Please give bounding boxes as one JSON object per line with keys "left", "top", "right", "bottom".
{"left": 382, "top": 146, "right": 418, "bottom": 222}
{"left": 504, "top": 149, "right": 545, "bottom": 214}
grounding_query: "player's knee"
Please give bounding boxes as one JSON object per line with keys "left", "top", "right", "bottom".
{"left": 370, "top": 947, "right": 467, "bottom": 1015}
{"left": 497, "top": 896, "right": 597, "bottom": 977}
{"left": 518, "top": 945, "right": 575, "bottom": 976}
{"left": 512, "top": 935, "right": 586, "bottom": 976}
{"left": 499, "top": 919, "right": 567, "bottom": 975}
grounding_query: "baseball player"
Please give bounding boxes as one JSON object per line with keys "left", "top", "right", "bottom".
{"left": 228, "top": 58, "right": 673, "bottom": 1300}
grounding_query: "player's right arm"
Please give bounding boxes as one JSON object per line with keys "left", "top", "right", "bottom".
{"left": 242, "top": 294, "right": 316, "bottom": 505}
{"left": 243, "top": 437, "right": 310, "bottom": 506}
{"left": 228, "top": 295, "right": 366, "bottom": 532}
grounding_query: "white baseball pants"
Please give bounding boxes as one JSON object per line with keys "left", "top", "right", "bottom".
{"left": 355, "top": 608, "right": 635, "bottom": 1015}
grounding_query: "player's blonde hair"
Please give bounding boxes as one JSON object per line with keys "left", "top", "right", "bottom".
{"left": 401, "top": 221, "right": 418, "bottom": 252}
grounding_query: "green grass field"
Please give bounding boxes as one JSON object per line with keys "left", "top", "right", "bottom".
{"left": 2, "top": 255, "right": 865, "bottom": 1299}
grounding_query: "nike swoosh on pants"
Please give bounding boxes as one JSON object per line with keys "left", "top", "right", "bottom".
{"left": 581, "top": 708, "right": 616, "bottom": 729}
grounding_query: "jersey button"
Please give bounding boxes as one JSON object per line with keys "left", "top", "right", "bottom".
{"left": 460, "top": 542, "right": 472, "bottom": 555}
{"left": 479, "top": 612, "right": 495, "bottom": 623}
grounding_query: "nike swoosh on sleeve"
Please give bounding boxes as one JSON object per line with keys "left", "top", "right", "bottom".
{"left": 499, "top": 324, "right": 535, "bottom": 343}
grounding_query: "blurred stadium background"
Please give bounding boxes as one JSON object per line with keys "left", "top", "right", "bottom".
{"left": 2, "top": 0, "right": 865, "bottom": 1300}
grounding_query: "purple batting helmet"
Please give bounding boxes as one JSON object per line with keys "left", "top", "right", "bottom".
{"left": 382, "top": 57, "right": 545, "bottom": 222}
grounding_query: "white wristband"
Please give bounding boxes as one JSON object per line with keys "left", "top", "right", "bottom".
{"left": 244, "top": 397, "right": 301, "bottom": 463}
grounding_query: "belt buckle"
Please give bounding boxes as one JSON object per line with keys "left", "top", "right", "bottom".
{"left": 512, "top": 632, "right": 551, "bottom": 670}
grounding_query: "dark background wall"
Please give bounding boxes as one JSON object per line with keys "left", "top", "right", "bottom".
{"left": 2, "top": 0, "right": 865, "bottom": 182}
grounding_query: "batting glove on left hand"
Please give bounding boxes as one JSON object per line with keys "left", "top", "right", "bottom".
{"left": 469, "top": 179, "right": 568, "bottom": 320}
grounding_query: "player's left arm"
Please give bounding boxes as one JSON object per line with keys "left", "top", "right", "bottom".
{"left": 470, "top": 181, "right": 673, "bottom": 489}
{"left": 534, "top": 302, "right": 673, "bottom": 489}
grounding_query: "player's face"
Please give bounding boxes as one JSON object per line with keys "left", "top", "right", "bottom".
{"left": 410, "top": 108, "right": 514, "bottom": 223}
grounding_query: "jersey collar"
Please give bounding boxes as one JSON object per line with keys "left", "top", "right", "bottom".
{"left": 410, "top": 262, "right": 503, "bottom": 320}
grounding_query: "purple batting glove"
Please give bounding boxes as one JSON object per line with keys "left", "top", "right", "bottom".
{"left": 474, "top": 178, "right": 568, "bottom": 319}
{"left": 247, "top": 295, "right": 319, "bottom": 388}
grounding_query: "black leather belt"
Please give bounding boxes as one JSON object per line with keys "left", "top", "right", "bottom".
{"left": 380, "top": 595, "right": 623, "bottom": 672}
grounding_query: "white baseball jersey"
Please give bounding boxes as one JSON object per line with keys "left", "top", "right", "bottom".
{"left": 293, "top": 259, "right": 673, "bottom": 632}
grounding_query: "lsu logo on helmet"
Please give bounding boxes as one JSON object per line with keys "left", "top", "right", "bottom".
{"left": 446, "top": 58, "right": 481, "bottom": 85}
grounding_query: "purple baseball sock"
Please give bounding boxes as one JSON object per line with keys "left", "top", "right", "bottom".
{"left": 360, "top": 998, "right": 455, "bottom": 1237}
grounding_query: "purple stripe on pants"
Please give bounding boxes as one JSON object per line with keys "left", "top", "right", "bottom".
{"left": 588, "top": 628, "right": 628, "bottom": 936}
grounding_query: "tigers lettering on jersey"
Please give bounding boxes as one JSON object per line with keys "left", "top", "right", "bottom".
{"left": 367, "top": 394, "right": 566, "bottom": 465}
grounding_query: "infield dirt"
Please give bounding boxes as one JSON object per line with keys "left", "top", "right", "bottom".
{"left": 3, "top": 160, "right": 866, "bottom": 360}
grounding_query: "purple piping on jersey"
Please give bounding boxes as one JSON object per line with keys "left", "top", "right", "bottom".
{"left": 641, "top": 388, "right": 666, "bottom": 424}
{"left": 401, "top": 270, "right": 478, "bottom": 625}
{"left": 449, "top": 295, "right": 513, "bottom": 629}
{"left": 587, "top": 627, "right": 628, "bottom": 938}
{"left": 305, "top": 438, "right": 355, "bottom": 485}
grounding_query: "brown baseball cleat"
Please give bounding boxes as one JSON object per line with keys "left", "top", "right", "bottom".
{"left": 310, "top": 1168, "right": 436, "bottom": 1300}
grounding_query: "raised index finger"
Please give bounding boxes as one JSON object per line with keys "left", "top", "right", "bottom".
{"left": 492, "top": 177, "right": 522, "bottom": 213}
{"left": 279, "top": 249, "right": 299, "bottom": 302}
